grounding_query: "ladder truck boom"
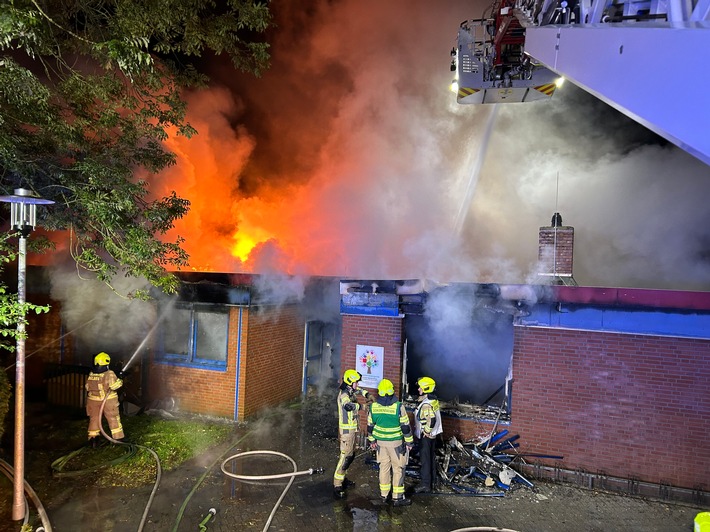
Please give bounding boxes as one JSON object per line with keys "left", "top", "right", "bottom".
{"left": 452, "top": 0, "right": 710, "bottom": 165}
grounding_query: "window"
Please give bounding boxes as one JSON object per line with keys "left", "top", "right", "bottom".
{"left": 157, "top": 304, "right": 229, "bottom": 369}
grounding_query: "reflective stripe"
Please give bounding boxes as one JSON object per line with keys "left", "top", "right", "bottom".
{"left": 337, "top": 390, "right": 359, "bottom": 431}
{"left": 88, "top": 391, "right": 118, "bottom": 401}
{"left": 414, "top": 397, "right": 443, "bottom": 438}
{"left": 370, "top": 402, "right": 411, "bottom": 442}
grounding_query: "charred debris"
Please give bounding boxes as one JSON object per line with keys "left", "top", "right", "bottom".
{"left": 361, "top": 428, "right": 562, "bottom": 497}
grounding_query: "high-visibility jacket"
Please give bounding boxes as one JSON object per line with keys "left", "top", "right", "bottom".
{"left": 337, "top": 384, "right": 361, "bottom": 433}
{"left": 367, "top": 396, "right": 413, "bottom": 444}
{"left": 86, "top": 370, "right": 122, "bottom": 401}
{"left": 414, "top": 395, "right": 443, "bottom": 438}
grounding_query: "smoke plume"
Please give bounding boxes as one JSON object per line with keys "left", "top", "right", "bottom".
{"left": 149, "top": 0, "right": 710, "bottom": 289}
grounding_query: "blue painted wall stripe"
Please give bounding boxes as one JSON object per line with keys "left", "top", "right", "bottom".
{"left": 520, "top": 303, "right": 710, "bottom": 340}
{"left": 233, "top": 307, "right": 243, "bottom": 421}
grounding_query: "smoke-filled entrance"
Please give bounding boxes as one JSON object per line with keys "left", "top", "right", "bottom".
{"left": 403, "top": 284, "right": 514, "bottom": 408}
{"left": 304, "top": 320, "right": 340, "bottom": 392}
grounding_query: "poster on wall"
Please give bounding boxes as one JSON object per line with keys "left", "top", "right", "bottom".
{"left": 356, "top": 344, "right": 384, "bottom": 389}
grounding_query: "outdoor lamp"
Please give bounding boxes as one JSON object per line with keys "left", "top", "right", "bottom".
{"left": 0, "top": 188, "right": 54, "bottom": 521}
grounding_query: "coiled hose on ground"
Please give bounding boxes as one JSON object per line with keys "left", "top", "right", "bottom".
{"left": 220, "top": 450, "right": 323, "bottom": 532}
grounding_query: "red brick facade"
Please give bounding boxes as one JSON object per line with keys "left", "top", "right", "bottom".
{"left": 340, "top": 311, "right": 710, "bottom": 492}
{"left": 24, "top": 296, "right": 75, "bottom": 393}
{"left": 342, "top": 313, "right": 404, "bottom": 430}
{"left": 341, "top": 314, "right": 405, "bottom": 396}
{"left": 538, "top": 226, "right": 574, "bottom": 277}
{"left": 148, "top": 304, "right": 306, "bottom": 420}
{"left": 510, "top": 326, "right": 710, "bottom": 491}
{"left": 238, "top": 305, "right": 305, "bottom": 419}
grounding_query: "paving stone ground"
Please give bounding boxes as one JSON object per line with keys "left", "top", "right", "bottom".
{"left": 0, "top": 394, "right": 707, "bottom": 531}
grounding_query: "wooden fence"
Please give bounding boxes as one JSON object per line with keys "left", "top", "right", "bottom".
{"left": 44, "top": 363, "right": 90, "bottom": 410}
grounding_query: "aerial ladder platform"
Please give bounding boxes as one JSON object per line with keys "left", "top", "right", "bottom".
{"left": 452, "top": 0, "right": 710, "bottom": 165}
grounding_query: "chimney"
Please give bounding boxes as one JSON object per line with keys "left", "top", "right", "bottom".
{"left": 538, "top": 212, "right": 577, "bottom": 286}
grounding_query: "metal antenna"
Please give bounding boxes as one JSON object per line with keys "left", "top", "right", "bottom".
{"left": 553, "top": 172, "right": 559, "bottom": 277}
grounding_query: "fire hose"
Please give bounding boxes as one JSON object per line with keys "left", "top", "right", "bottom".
{"left": 198, "top": 508, "right": 216, "bottom": 531}
{"left": 96, "top": 395, "right": 162, "bottom": 532}
{"left": 220, "top": 450, "right": 324, "bottom": 532}
{"left": 0, "top": 458, "right": 52, "bottom": 532}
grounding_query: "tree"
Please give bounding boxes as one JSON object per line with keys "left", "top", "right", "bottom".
{"left": 0, "top": 0, "right": 272, "bottom": 298}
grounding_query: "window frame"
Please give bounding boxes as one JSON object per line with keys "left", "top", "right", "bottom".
{"left": 155, "top": 303, "right": 230, "bottom": 371}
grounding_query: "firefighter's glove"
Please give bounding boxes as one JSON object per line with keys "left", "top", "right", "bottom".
{"left": 117, "top": 371, "right": 124, "bottom": 380}
{"left": 344, "top": 403, "right": 357, "bottom": 412}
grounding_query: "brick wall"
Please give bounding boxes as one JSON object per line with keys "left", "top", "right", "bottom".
{"left": 239, "top": 304, "right": 305, "bottom": 419}
{"left": 147, "top": 306, "right": 242, "bottom": 418}
{"left": 341, "top": 314, "right": 405, "bottom": 396}
{"left": 510, "top": 326, "right": 710, "bottom": 490}
{"left": 147, "top": 304, "right": 306, "bottom": 420}
{"left": 25, "top": 296, "right": 74, "bottom": 393}
{"left": 538, "top": 226, "right": 574, "bottom": 277}
{"left": 341, "top": 314, "right": 404, "bottom": 430}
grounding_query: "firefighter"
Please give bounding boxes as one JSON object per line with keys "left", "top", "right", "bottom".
{"left": 86, "top": 352, "right": 124, "bottom": 446}
{"left": 413, "top": 376, "right": 442, "bottom": 493}
{"left": 334, "top": 369, "right": 372, "bottom": 498}
{"left": 367, "top": 378, "right": 413, "bottom": 506}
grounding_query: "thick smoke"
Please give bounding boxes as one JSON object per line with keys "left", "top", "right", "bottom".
{"left": 154, "top": 0, "right": 709, "bottom": 290}
{"left": 406, "top": 284, "right": 514, "bottom": 404}
{"left": 48, "top": 260, "right": 157, "bottom": 366}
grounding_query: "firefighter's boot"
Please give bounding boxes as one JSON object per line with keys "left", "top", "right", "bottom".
{"left": 392, "top": 497, "right": 412, "bottom": 507}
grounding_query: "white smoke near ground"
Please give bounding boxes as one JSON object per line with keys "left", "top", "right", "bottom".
{"left": 48, "top": 260, "right": 156, "bottom": 365}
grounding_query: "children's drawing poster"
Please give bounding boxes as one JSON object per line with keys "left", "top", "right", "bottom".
{"left": 356, "top": 345, "right": 384, "bottom": 388}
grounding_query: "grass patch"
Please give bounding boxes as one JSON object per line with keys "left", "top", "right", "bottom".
{"left": 57, "top": 413, "right": 234, "bottom": 488}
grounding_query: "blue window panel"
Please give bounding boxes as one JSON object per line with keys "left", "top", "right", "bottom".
{"left": 156, "top": 304, "right": 229, "bottom": 370}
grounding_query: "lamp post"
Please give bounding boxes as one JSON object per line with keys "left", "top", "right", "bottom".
{"left": 0, "top": 188, "right": 54, "bottom": 521}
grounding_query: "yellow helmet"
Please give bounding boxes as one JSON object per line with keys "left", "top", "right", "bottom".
{"left": 94, "top": 352, "right": 111, "bottom": 366}
{"left": 377, "top": 379, "right": 394, "bottom": 397}
{"left": 417, "top": 376, "right": 436, "bottom": 394}
{"left": 343, "top": 369, "right": 362, "bottom": 386}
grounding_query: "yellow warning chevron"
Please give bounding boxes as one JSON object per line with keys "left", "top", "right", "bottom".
{"left": 535, "top": 83, "right": 556, "bottom": 96}
{"left": 458, "top": 87, "right": 480, "bottom": 98}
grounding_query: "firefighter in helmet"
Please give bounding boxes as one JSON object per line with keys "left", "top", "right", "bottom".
{"left": 86, "top": 352, "right": 124, "bottom": 446}
{"left": 334, "top": 369, "right": 372, "bottom": 498}
{"left": 414, "top": 376, "right": 442, "bottom": 493}
{"left": 367, "top": 378, "right": 414, "bottom": 506}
